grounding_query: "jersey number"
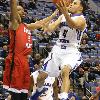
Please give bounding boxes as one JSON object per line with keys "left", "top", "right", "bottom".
{"left": 63, "top": 30, "right": 68, "bottom": 38}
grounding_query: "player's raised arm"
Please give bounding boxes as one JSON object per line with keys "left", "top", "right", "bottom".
{"left": 26, "top": 9, "right": 59, "bottom": 30}
{"left": 56, "top": 0, "right": 86, "bottom": 30}
{"left": 43, "top": 15, "right": 63, "bottom": 32}
{"left": 10, "top": 0, "right": 20, "bottom": 30}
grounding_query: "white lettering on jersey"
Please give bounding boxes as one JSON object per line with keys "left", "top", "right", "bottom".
{"left": 24, "top": 27, "right": 32, "bottom": 48}
{"left": 24, "top": 27, "right": 31, "bottom": 35}
{"left": 26, "top": 43, "right": 32, "bottom": 48}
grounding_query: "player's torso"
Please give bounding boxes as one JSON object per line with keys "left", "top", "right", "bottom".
{"left": 56, "top": 14, "right": 85, "bottom": 48}
{"left": 9, "top": 23, "right": 32, "bottom": 55}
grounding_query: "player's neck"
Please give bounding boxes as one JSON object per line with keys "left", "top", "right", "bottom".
{"left": 71, "top": 10, "right": 82, "bottom": 16}
{"left": 71, "top": 12, "right": 83, "bottom": 17}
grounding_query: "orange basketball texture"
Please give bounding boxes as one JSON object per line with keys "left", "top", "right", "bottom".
{"left": 52, "top": 0, "right": 71, "bottom": 6}
{"left": 52, "top": 0, "right": 61, "bottom": 4}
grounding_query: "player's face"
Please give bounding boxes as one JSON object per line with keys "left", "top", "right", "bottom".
{"left": 68, "top": 0, "right": 83, "bottom": 14}
{"left": 17, "top": 6, "right": 25, "bottom": 18}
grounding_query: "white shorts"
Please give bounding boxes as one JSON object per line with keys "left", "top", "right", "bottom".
{"left": 42, "top": 45, "right": 82, "bottom": 77}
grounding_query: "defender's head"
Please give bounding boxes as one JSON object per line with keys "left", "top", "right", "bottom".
{"left": 17, "top": 6, "right": 25, "bottom": 18}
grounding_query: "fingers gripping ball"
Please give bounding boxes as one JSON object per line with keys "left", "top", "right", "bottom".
{"left": 52, "top": 0, "right": 71, "bottom": 6}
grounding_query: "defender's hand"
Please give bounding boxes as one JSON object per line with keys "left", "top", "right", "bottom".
{"left": 52, "top": 9, "right": 59, "bottom": 17}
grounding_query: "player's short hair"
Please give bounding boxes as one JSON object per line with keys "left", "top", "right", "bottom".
{"left": 80, "top": 0, "right": 88, "bottom": 13}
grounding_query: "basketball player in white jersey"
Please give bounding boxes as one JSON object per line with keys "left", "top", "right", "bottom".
{"left": 34, "top": 0, "right": 87, "bottom": 99}
{"left": 30, "top": 70, "right": 58, "bottom": 100}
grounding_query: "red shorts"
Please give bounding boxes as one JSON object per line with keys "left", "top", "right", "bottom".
{"left": 3, "top": 54, "right": 30, "bottom": 93}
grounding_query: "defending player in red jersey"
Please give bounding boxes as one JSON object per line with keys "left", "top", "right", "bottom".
{"left": 3, "top": 0, "right": 58, "bottom": 100}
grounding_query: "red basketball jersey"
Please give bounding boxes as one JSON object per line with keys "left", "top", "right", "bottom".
{"left": 9, "top": 23, "right": 32, "bottom": 56}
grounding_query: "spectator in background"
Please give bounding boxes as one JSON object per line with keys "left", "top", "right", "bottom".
{"left": 78, "top": 67, "right": 85, "bottom": 88}
{"left": 80, "top": 39, "right": 89, "bottom": 53}
{"left": 0, "top": 14, "right": 9, "bottom": 29}
{"left": 29, "top": 53, "right": 42, "bottom": 72}
{"left": 82, "top": 33, "right": 89, "bottom": 41}
{"left": 93, "top": 24, "right": 99, "bottom": 32}
{"left": 28, "top": 53, "right": 34, "bottom": 73}
{"left": 28, "top": 0, "right": 37, "bottom": 10}
{"left": 33, "top": 53, "right": 41, "bottom": 65}
{"left": 0, "top": 24, "right": 9, "bottom": 48}
{"left": 18, "top": 0, "right": 28, "bottom": 10}
{"left": 0, "top": 0, "right": 8, "bottom": 11}
{"left": 1, "top": 45, "right": 8, "bottom": 58}
{"left": 31, "top": 58, "right": 44, "bottom": 72}
{"left": 3, "top": 14, "right": 9, "bottom": 29}
{"left": 42, "top": 43, "right": 51, "bottom": 58}
{"left": 96, "top": 15, "right": 100, "bottom": 27}
{"left": 68, "top": 92, "right": 80, "bottom": 100}
{"left": 88, "top": 68, "right": 96, "bottom": 81}
{"left": 88, "top": 62, "right": 100, "bottom": 78}
{"left": 38, "top": 31, "right": 50, "bottom": 43}
{"left": 86, "top": 19, "right": 91, "bottom": 30}
{"left": 0, "top": 24, "right": 5, "bottom": 47}
{"left": 0, "top": 24, "right": 4, "bottom": 35}
{"left": 90, "top": 62, "right": 100, "bottom": 78}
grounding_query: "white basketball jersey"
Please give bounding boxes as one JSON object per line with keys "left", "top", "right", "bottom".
{"left": 56, "top": 14, "right": 86, "bottom": 48}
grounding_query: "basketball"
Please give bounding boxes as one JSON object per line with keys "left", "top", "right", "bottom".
{"left": 52, "top": 0, "right": 62, "bottom": 4}
{"left": 52, "top": 0, "right": 71, "bottom": 6}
